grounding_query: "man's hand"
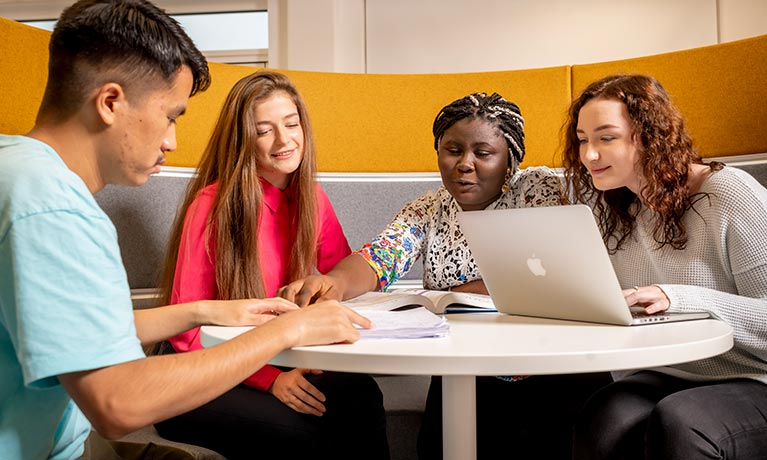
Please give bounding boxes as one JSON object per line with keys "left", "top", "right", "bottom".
{"left": 270, "top": 368, "right": 326, "bottom": 416}
{"left": 278, "top": 275, "right": 344, "bottom": 307}
{"left": 275, "top": 300, "right": 372, "bottom": 348}
{"left": 200, "top": 297, "right": 300, "bottom": 326}
{"left": 134, "top": 297, "right": 300, "bottom": 346}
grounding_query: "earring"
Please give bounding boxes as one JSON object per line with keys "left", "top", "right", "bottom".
{"left": 501, "top": 167, "right": 512, "bottom": 194}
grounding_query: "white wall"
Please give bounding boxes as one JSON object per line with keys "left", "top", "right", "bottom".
{"left": 718, "top": 0, "right": 767, "bottom": 42}
{"left": 5, "top": 0, "right": 765, "bottom": 73}
{"left": 271, "top": 0, "right": 767, "bottom": 74}
{"left": 268, "top": 0, "right": 366, "bottom": 72}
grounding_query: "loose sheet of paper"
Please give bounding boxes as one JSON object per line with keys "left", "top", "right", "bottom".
{"left": 352, "top": 307, "right": 450, "bottom": 339}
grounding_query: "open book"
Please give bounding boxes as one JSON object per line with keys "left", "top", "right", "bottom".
{"left": 343, "top": 289, "right": 496, "bottom": 315}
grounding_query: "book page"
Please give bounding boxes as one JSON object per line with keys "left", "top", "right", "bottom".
{"left": 342, "top": 291, "right": 431, "bottom": 311}
{"left": 395, "top": 289, "right": 496, "bottom": 313}
{"left": 439, "top": 292, "right": 496, "bottom": 313}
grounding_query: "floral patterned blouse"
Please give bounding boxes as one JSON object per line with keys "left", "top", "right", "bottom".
{"left": 356, "top": 166, "right": 567, "bottom": 291}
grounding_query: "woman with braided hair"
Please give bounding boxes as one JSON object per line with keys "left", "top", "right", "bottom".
{"left": 281, "top": 91, "right": 564, "bottom": 299}
{"left": 281, "top": 92, "right": 612, "bottom": 459}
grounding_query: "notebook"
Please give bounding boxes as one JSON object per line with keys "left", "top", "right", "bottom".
{"left": 458, "top": 204, "right": 710, "bottom": 326}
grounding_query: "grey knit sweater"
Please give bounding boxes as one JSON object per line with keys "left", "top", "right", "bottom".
{"left": 609, "top": 166, "right": 767, "bottom": 384}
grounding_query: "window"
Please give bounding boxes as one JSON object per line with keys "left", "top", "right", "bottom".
{"left": 173, "top": 11, "right": 268, "bottom": 66}
{"left": 13, "top": 7, "right": 268, "bottom": 66}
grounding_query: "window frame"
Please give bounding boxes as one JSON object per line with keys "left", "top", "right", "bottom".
{"left": 1, "top": 0, "right": 269, "bottom": 66}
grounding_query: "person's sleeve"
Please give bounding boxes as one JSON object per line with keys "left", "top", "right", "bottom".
{"left": 354, "top": 192, "right": 433, "bottom": 291}
{"left": 520, "top": 167, "right": 568, "bottom": 207}
{"left": 315, "top": 186, "right": 352, "bottom": 274}
{"left": 168, "top": 193, "right": 282, "bottom": 391}
{"left": 4, "top": 211, "right": 143, "bottom": 388}
{"left": 658, "top": 175, "right": 767, "bottom": 362}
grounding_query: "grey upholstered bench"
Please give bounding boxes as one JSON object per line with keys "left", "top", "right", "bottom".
{"left": 98, "top": 170, "right": 441, "bottom": 460}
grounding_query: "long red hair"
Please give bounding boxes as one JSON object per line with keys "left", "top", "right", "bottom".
{"left": 158, "top": 71, "right": 319, "bottom": 303}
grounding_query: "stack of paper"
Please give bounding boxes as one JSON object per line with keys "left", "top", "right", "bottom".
{"left": 341, "top": 292, "right": 451, "bottom": 339}
{"left": 352, "top": 306, "right": 450, "bottom": 339}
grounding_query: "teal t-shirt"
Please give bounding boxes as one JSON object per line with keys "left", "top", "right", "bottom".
{"left": 0, "top": 135, "right": 145, "bottom": 459}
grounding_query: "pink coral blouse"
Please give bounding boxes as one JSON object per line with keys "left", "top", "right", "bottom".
{"left": 168, "top": 177, "right": 351, "bottom": 390}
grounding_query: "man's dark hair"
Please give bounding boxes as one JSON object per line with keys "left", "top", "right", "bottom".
{"left": 39, "top": 0, "right": 210, "bottom": 120}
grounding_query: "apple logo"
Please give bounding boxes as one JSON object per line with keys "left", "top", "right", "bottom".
{"left": 526, "top": 254, "right": 546, "bottom": 276}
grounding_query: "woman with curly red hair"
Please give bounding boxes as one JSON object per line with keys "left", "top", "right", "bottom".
{"left": 562, "top": 74, "right": 767, "bottom": 459}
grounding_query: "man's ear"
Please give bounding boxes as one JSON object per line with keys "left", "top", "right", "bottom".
{"left": 94, "top": 83, "right": 125, "bottom": 126}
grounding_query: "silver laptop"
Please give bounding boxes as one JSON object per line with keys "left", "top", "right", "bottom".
{"left": 458, "top": 204, "right": 710, "bottom": 326}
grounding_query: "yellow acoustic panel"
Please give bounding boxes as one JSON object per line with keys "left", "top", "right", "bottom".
{"left": 0, "top": 17, "right": 50, "bottom": 135}
{"left": 4, "top": 12, "right": 764, "bottom": 171}
{"left": 281, "top": 67, "right": 571, "bottom": 172}
{"left": 173, "top": 62, "right": 256, "bottom": 168}
{"left": 571, "top": 34, "right": 767, "bottom": 158}
{"left": 176, "top": 65, "right": 572, "bottom": 171}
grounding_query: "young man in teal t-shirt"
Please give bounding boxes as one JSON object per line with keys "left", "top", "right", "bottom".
{"left": 0, "top": 1, "right": 370, "bottom": 459}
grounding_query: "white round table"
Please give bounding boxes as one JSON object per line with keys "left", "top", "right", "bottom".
{"left": 201, "top": 313, "right": 733, "bottom": 460}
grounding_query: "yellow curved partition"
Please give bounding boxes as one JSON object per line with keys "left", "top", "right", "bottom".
{"left": 2, "top": 16, "right": 766, "bottom": 172}
{"left": 0, "top": 18, "right": 49, "bottom": 140}
{"left": 186, "top": 63, "right": 571, "bottom": 171}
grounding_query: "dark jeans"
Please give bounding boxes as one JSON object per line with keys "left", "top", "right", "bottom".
{"left": 154, "top": 344, "right": 389, "bottom": 460}
{"left": 573, "top": 370, "right": 767, "bottom": 460}
{"left": 417, "top": 372, "right": 612, "bottom": 460}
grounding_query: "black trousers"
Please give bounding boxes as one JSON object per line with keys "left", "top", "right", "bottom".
{"left": 417, "top": 372, "right": 612, "bottom": 460}
{"left": 155, "top": 365, "right": 389, "bottom": 460}
{"left": 573, "top": 370, "right": 767, "bottom": 460}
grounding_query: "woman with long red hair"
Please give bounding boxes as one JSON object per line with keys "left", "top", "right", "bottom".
{"left": 154, "top": 71, "right": 389, "bottom": 460}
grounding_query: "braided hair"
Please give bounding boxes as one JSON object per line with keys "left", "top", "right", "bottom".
{"left": 432, "top": 92, "right": 525, "bottom": 169}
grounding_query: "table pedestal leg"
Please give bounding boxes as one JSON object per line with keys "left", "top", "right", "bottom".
{"left": 442, "top": 375, "right": 476, "bottom": 460}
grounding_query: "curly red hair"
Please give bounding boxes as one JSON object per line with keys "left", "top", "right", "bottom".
{"left": 561, "top": 74, "right": 722, "bottom": 252}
